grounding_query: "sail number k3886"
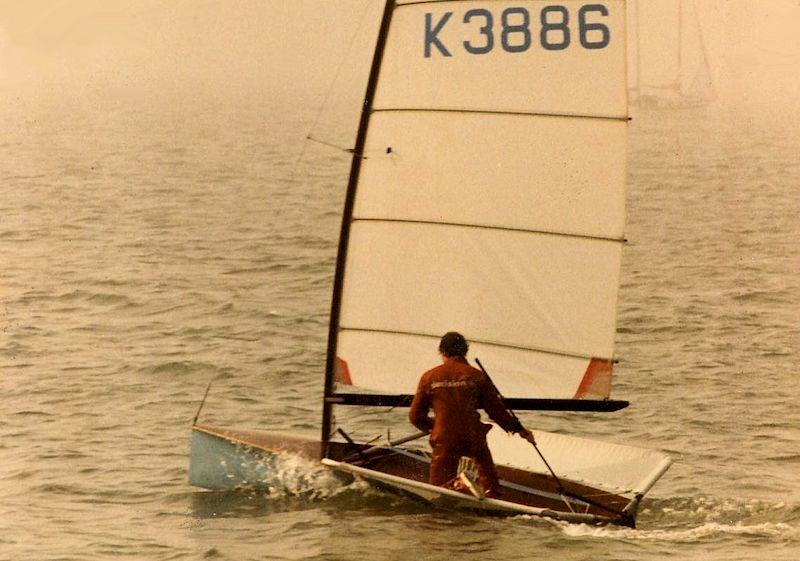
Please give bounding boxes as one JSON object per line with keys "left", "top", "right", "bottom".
{"left": 424, "top": 4, "right": 611, "bottom": 57}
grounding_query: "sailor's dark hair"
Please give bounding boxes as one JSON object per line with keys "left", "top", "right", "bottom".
{"left": 438, "top": 331, "right": 469, "bottom": 358}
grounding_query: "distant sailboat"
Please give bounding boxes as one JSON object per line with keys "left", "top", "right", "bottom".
{"left": 190, "top": 0, "right": 671, "bottom": 527}
{"left": 630, "top": 0, "right": 715, "bottom": 108}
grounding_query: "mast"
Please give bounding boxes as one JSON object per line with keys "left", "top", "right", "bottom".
{"left": 633, "top": 0, "right": 641, "bottom": 101}
{"left": 692, "top": 0, "right": 715, "bottom": 102}
{"left": 321, "top": 0, "right": 396, "bottom": 456}
{"left": 676, "top": 0, "right": 684, "bottom": 93}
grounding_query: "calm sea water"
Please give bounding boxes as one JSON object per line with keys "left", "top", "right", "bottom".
{"left": 1, "top": 92, "right": 798, "bottom": 561}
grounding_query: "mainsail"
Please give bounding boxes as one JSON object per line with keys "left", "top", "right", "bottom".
{"left": 324, "top": 0, "right": 630, "bottom": 441}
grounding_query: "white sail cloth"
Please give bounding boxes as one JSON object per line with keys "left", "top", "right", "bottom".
{"left": 386, "top": 0, "right": 628, "bottom": 118}
{"left": 488, "top": 427, "right": 672, "bottom": 496}
{"left": 336, "top": 0, "right": 629, "bottom": 399}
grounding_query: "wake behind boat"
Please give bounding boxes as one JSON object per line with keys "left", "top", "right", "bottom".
{"left": 188, "top": 0, "right": 671, "bottom": 527}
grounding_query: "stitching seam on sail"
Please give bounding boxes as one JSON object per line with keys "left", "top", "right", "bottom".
{"left": 352, "top": 218, "right": 626, "bottom": 244}
{"left": 339, "top": 327, "right": 616, "bottom": 362}
{"left": 397, "top": 0, "right": 531, "bottom": 9}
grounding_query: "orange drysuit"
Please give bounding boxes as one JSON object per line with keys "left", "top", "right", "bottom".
{"left": 408, "top": 356, "right": 523, "bottom": 497}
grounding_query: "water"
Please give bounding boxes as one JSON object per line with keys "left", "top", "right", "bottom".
{"left": 1, "top": 91, "right": 798, "bottom": 560}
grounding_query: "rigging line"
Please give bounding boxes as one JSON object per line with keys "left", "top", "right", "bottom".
{"left": 339, "top": 327, "right": 616, "bottom": 363}
{"left": 353, "top": 217, "right": 626, "bottom": 244}
{"left": 305, "top": 135, "right": 356, "bottom": 155}
{"left": 384, "top": 394, "right": 413, "bottom": 414}
{"left": 308, "top": 0, "right": 375, "bottom": 136}
{"left": 287, "top": 0, "right": 374, "bottom": 185}
{"left": 305, "top": 135, "right": 391, "bottom": 160}
{"left": 475, "top": 358, "right": 629, "bottom": 521}
{"left": 474, "top": 356, "right": 578, "bottom": 514}
{"left": 371, "top": 107, "right": 630, "bottom": 122}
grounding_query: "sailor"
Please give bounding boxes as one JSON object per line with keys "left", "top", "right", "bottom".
{"left": 409, "top": 331, "right": 536, "bottom": 498}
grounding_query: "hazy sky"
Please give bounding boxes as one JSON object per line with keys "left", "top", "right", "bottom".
{"left": 0, "top": 0, "right": 380, "bottom": 108}
{"left": 683, "top": 0, "right": 800, "bottom": 111}
{"left": 1, "top": 0, "right": 798, "bottom": 114}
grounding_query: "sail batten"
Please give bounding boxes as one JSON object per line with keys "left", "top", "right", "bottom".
{"left": 339, "top": 327, "right": 615, "bottom": 362}
{"left": 352, "top": 218, "right": 627, "bottom": 243}
{"left": 371, "top": 107, "right": 629, "bottom": 122}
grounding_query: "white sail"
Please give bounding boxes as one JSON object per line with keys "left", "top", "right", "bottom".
{"left": 334, "top": 0, "right": 628, "bottom": 400}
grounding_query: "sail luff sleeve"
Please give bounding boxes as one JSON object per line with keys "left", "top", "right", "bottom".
{"left": 322, "top": 0, "right": 397, "bottom": 450}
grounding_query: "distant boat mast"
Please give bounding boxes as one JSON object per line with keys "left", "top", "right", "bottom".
{"left": 631, "top": 0, "right": 715, "bottom": 107}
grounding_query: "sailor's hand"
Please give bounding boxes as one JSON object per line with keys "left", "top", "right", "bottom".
{"left": 518, "top": 428, "right": 536, "bottom": 445}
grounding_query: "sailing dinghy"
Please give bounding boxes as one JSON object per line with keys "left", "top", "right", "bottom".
{"left": 189, "top": 0, "right": 671, "bottom": 527}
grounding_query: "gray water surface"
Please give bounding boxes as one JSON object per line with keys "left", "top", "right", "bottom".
{"left": 1, "top": 94, "right": 798, "bottom": 560}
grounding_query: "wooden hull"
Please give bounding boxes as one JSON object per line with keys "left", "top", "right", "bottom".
{"left": 189, "top": 424, "right": 639, "bottom": 526}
